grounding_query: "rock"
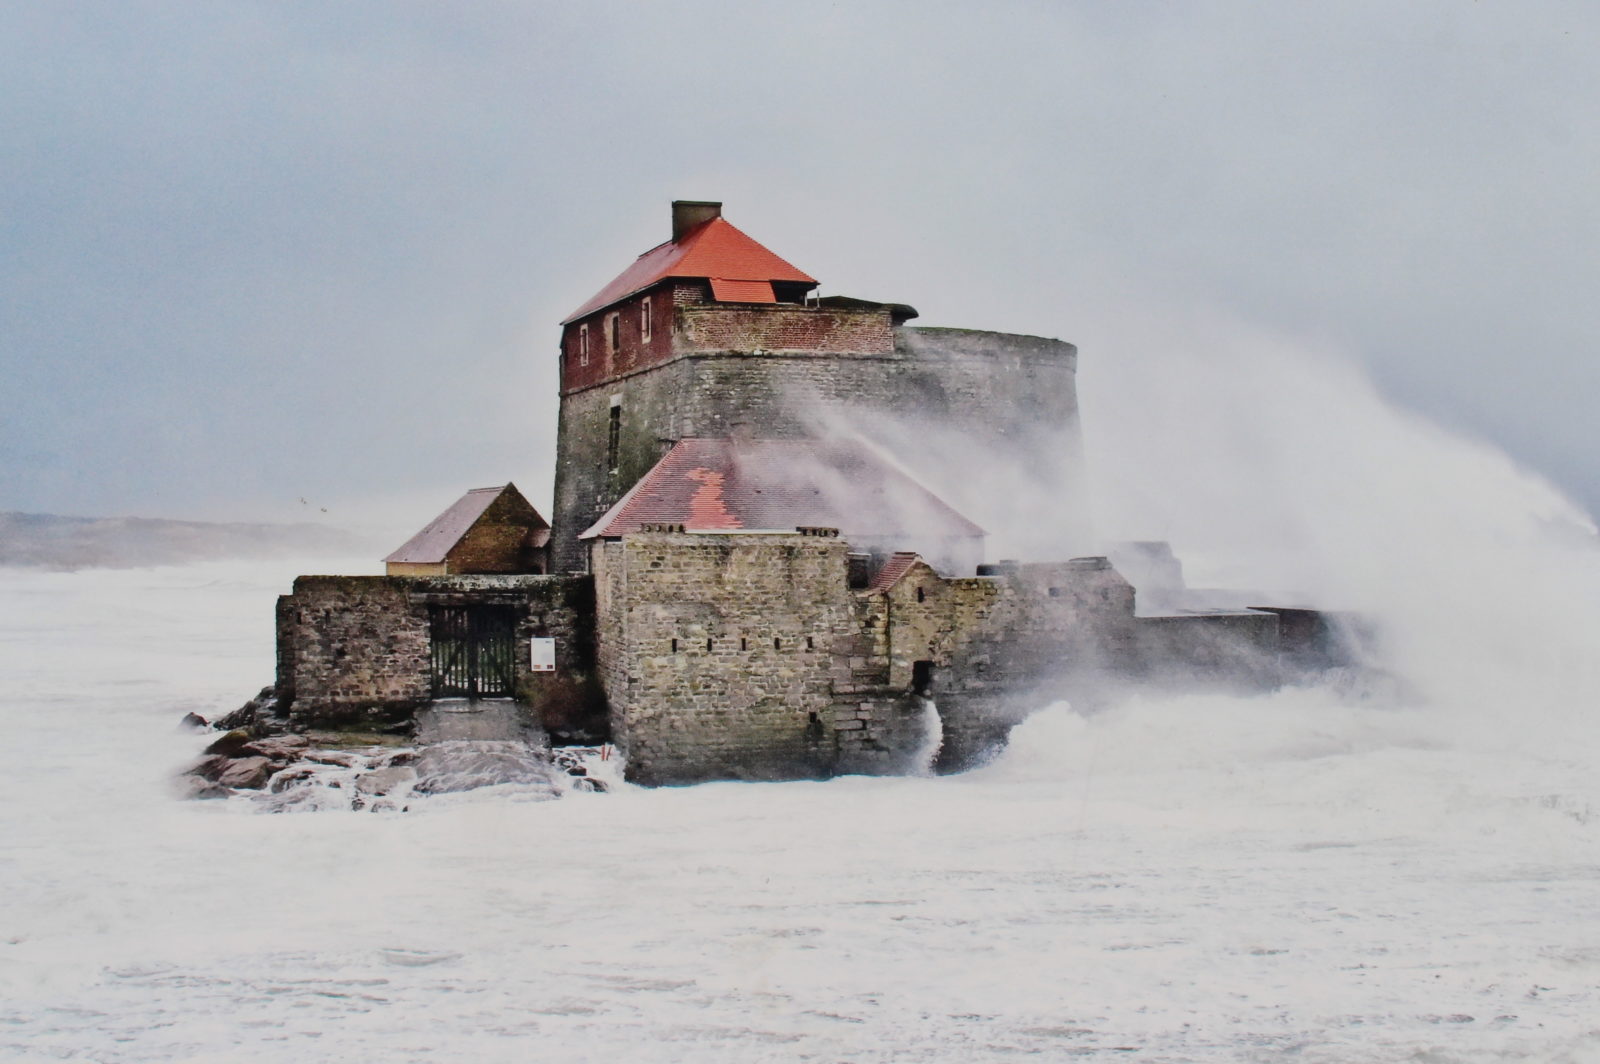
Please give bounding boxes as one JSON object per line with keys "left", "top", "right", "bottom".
{"left": 356, "top": 765, "right": 417, "bottom": 796}
{"left": 306, "top": 750, "right": 360, "bottom": 768}
{"left": 203, "top": 730, "right": 254, "bottom": 757}
{"left": 242, "top": 735, "right": 309, "bottom": 762}
{"left": 185, "top": 754, "right": 232, "bottom": 781}
{"left": 572, "top": 777, "right": 607, "bottom": 793}
{"left": 174, "top": 775, "right": 230, "bottom": 800}
{"left": 210, "top": 685, "right": 281, "bottom": 733}
{"left": 267, "top": 765, "right": 321, "bottom": 793}
{"left": 178, "top": 712, "right": 209, "bottom": 732}
{"left": 216, "top": 756, "right": 273, "bottom": 789}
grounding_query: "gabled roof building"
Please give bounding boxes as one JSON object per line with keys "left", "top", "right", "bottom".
{"left": 384, "top": 483, "right": 549, "bottom": 576}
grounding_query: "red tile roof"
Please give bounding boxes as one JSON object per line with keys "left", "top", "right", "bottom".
{"left": 708, "top": 278, "right": 776, "bottom": 303}
{"left": 563, "top": 217, "right": 816, "bottom": 323}
{"left": 384, "top": 484, "right": 548, "bottom": 564}
{"left": 580, "top": 438, "right": 985, "bottom": 543}
{"left": 868, "top": 552, "right": 923, "bottom": 592}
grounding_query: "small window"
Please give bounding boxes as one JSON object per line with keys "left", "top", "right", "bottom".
{"left": 740, "top": 637, "right": 748, "bottom": 651}
{"left": 670, "top": 638, "right": 678, "bottom": 653}
{"left": 640, "top": 299, "right": 652, "bottom": 342}
{"left": 805, "top": 636, "right": 814, "bottom": 650}
{"left": 607, "top": 313, "right": 620, "bottom": 353}
{"left": 916, "top": 586, "right": 926, "bottom": 603}
{"left": 912, "top": 660, "right": 934, "bottom": 696}
{"left": 774, "top": 637, "right": 782, "bottom": 650}
{"left": 579, "top": 324, "right": 590, "bottom": 366}
{"left": 607, "top": 406, "right": 621, "bottom": 472}
{"left": 706, "top": 638, "right": 714, "bottom": 652}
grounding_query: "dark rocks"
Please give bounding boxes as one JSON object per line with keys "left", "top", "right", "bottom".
{"left": 242, "top": 735, "right": 309, "bottom": 761}
{"left": 178, "top": 712, "right": 209, "bottom": 732}
{"left": 203, "top": 730, "right": 255, "bottom": 757}
{"left": 179, "top": 728, "right": 311, "bottom": 799}
{"left": 174, "top": 775, "right": 229, "bottom": 800}
{"left": 355, "top": 765, "right": 417, "bottom": 796}
{"left": 216, "top": 756, "right": 273, "bottom": 789}
{"left": 185, "top": 754, "right": 232, "bottom": 781}
{"left": 209, "top": 685, "right": 285, "bottom": 735}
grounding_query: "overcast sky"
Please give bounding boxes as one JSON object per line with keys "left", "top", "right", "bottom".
{"left": 4, "top": 1, "right": 1596, "bottom": 532}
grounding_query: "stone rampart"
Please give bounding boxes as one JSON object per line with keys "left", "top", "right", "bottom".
{"left": 594, "top": 530, "right": 854, "bottom": 784}
{"left": 276, "top": 574, "right": 601, "bottom": 735}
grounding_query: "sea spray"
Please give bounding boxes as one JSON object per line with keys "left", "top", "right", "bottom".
{"left": 913, "top": 696, "right": 944, "bottom": 775}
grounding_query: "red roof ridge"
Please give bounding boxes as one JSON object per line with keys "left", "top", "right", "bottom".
{"left": 868, "top": 552, "right": 924, "bottom": 593}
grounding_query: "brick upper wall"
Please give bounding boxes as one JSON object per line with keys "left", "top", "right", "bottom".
{"left": 560, "top": 297, "right": 894, "bottom": 396}
{"left": 676, "top": 305, "right": 894, "bottom": 356}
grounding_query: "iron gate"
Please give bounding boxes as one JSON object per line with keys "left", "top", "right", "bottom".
{"left": 429, "top": 605, "right": 517, "bottom": 699}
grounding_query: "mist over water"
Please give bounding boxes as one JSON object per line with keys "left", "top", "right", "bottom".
{"left": 1079, "top": 308, "right": 1600, "bottom": 746}
{"left": 3, "top": 322, "right": 1599, "bottom": 1060}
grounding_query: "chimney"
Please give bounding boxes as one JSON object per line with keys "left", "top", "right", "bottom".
{"left": 672, "top": 200, "right": 722, "bottom": 243}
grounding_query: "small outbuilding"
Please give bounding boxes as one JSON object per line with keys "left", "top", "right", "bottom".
{"left": 384, "top": 483, "right": 550, "bottom": 576}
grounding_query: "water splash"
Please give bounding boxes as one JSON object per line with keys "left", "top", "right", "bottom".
{"left": 913, "top": 697, "right": 944, "bottom": 775}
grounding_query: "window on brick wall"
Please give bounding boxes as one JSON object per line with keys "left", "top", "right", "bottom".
{"left": 607, "top": 313, "right": 620, "bottom": 353}
{"left": 607, "top": 405, "right": 621, "bottom": 473}
{"left": 579, "top": 324, "right": 590, "bottom": 366}
{"left": 640, "top": 298, "right": 652, "bottom": 342}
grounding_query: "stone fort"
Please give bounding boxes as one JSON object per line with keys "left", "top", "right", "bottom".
{"left": 271, "top": 201, "right": 1341, "bottom": 785}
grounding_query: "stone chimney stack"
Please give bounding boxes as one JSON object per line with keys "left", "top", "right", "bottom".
{"left": 672, "top": 200, "right": 722, "bottom": 243}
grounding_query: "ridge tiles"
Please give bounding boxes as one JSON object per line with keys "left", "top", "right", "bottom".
{"left": 563, "top": 217, "right": 816, "bottom": 323}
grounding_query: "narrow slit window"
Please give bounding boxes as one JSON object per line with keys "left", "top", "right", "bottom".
{"left": 579, "top": 324, "right": 590, "bottom": 366}
{"left": 740, "top": 637, "right": 748, "bottom": 651}
{"left": 607, "top": 406, "right": 621, "bottom": 472}
{"left": 806, "top": 636, "right": 814, "bottom": 650}
{"left": 640, "top": 299, "right": 652, "bottom": 342}
{"left": 916, "top": 586, "right": 926, "bottom": 603}
{"left": 706, "top": 638, "right": 714, "bottom": 652}
{"left": 774, "top": 637, "right": 782, "bottom": 650}
{"left": 670, "top": 638, "right": 678, "bottom": 653}
{"left": 607, "top": 313, "right": 620, "bottom": 353}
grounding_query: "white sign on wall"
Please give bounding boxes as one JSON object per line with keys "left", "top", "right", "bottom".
{"left": 530, "top": 638, "right": 556, "bottom": 672}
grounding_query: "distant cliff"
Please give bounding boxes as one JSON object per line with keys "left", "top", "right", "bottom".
{"left": 0, "top": 512, "right": 379, "bottom": 570}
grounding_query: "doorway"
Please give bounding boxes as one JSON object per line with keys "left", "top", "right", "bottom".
{"left": 429, "top": 605, "right": 517, "bottom": 699}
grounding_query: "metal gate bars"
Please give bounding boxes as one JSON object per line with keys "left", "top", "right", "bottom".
{"left": 429, "top": 605, "right": 517, "bottom": 699}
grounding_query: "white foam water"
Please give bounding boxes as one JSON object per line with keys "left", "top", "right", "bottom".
{"left": 915, "top": 697, "right": 944, "bottom": 776}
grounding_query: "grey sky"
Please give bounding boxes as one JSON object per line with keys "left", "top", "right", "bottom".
{"left": 4, "top": 1, "right": 1596, "bottom": 530}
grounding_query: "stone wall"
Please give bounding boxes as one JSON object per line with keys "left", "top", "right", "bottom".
{"left": 276, "top": 574, "right": 602, "bottom": 736}
{"left": 848, "top": 556, "right": 1141, "bottom": 771}
{"left": 593, "top": 529, "right": 855, "bottom": 785}
{"left": 1133, "top": 611, "right": 1283, "bottom": 690}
